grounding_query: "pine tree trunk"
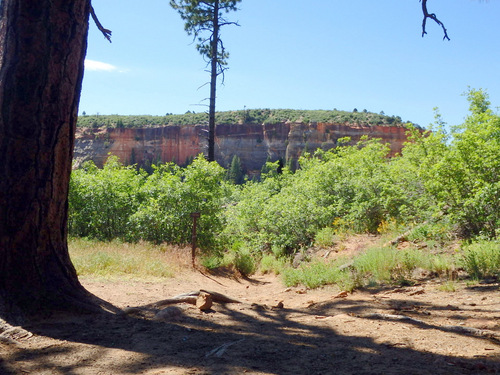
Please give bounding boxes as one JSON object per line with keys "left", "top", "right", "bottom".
{"left": 0, "top": 0, "right": 96, "bottom": 321}
{"left": 207, "top": 0, "right": 219, "bottom": 162}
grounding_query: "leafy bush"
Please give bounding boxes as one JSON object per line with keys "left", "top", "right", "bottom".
{"left": 69, "top": 156, "right": 145, "bottom": 241}
{"left": 233, "top": 250, "right": 257, "bottom": 276}
{"left": 314, "top": 227, "right": 337, "bottom": 248}
{"left": 224, "top": 137, "right": 420, "bottom": 256}
{"left": 129, "top": 156, "right": 230, "bottom": 250}
{"left": 200, "top": 254, "right": 223, "bottom": 270}
{"left": 69, "top": 155, "right": 231, "bottom": 251}
{"left": 403, "top": 89, "right": 500, "bottom": 238}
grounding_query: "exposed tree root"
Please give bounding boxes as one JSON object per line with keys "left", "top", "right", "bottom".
{"left": 0, "top": 285, "right": 121, "bottom": 330}
{"left": 0, "top": 319, "right": 32, "bottom": 345}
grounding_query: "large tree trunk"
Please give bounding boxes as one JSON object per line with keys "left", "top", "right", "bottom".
{"left": 0, "top": 0, "right": 96, "bottom": 322}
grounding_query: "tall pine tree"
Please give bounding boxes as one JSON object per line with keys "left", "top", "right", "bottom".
{"left": 0, "top": 0, "right": 98, "bottom": 321}
{"left": 170, "top": 0, "right": 241, "bottom": 161}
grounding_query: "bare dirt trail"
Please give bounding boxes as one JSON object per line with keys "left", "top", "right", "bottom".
{"left": 1, "top": 267, "right": 499, "bottom": 375}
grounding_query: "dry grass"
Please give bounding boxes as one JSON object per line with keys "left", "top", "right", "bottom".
{"left": 68, "top": 238, "right": 194, "bottom": 280}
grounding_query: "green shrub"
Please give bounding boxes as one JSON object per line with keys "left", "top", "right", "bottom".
{"left": 314, "top": 227, "right": 336, "bottom": 248}
{"left": 234, "top": 250, "right": 257, "bottom": 276}
{"left": 200, "top": 254, "right": 223, "bottom": 269}
{"left": 259, "top": 254, "right": 286, "bottom": 274}
{"left": 352, "top": 247, "right": 438, "bottom": 286}
{"left": 406, "top": 220, "right": 456, "bottom": 245}
{"left": 69, "top": 156, "right": 145, "bottom": 241}
{"left": 460, "top": 241, "right": 500, "bottom": 279}
{"left": 438, "top": 281, "right": 457, "bottom": 292}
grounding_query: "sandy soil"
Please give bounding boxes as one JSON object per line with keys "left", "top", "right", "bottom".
{"left": 1, "top": 253, "right": 500, "bottom": 374}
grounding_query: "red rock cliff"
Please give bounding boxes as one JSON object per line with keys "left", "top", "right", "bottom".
{"left": 73, "top": 122, "right": 410, "bottom": 174}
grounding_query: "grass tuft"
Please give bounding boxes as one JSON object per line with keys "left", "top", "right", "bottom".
{"left": 353, "top": 247, "right": 398, "bottom": 284}
{"left": 281, "top": 259, "right": 349, "bottom": 289}
{"left": 460, "top": 241, "right": 500, "bottom": 280}
{"left": 438, "top": 281, "right": 458, "bottom": 292}
{"left": 280, "top": 242, "right": 459, "bottom": 291}
{"left": 259, "top": 254, "right": 287, "bottom": 275}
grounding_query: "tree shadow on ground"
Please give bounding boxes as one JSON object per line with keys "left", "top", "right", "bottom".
{"left": 5, "top": 291, "right": 500, "bottom": 375}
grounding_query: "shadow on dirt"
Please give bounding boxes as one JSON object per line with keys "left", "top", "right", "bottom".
{"left": 8, "top": 290, "right": 500, "bottom": 375}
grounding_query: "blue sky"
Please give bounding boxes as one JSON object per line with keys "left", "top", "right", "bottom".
{"left": 80, "top": 0, "right": 500, "bottom": 129}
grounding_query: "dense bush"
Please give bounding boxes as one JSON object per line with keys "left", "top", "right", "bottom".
{"left": 69, "top": 155, "right": 230, "bottom": 250}
{"left": 128, "top": 157, "right": 229, "bottom": 250}
{"left": 69, "top": 156, "right": 144, "bottom": 241}
{"left": 223, "top": 137, "right": 428, "bottom": 255}
{"left": 399, "top": 89, "right": 500, "bottom": 238}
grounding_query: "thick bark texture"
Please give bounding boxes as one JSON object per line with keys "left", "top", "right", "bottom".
{"left": 0, "top": 0, "right": 93, "bottom": 321}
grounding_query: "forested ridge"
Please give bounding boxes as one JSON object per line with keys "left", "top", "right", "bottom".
{"left": 76, "top": 108, "right": 408, "bottom": 129}
{"left": 69, "top": 89, "right": 500, "bottom": 288}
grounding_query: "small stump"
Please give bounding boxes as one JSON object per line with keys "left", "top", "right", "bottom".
{"left": 196, "top": 292, "right": 213, "bottom": 311}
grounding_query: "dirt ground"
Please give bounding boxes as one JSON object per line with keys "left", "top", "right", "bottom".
{"left": 1, "top": 247, "right": 500, "bottom": 374}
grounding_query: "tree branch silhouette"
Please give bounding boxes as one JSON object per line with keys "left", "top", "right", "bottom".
{"left": 420, "top": 0, "right": 450, "bottom": 41}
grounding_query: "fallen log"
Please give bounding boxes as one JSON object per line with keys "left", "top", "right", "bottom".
{"left": 122, "top": 290, "right": 241, "bottom": 315}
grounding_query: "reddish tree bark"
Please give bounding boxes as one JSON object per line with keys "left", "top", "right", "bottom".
{"left": 0, "top": 0, "right": 97, "bottom": 321}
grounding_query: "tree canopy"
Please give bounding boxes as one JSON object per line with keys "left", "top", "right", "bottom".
{"left": 170, "top": 0, "right": 240, "bottom": 70}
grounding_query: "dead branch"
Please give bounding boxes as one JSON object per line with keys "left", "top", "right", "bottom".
{"left": 441, "top": 325, "right": 500, "bottom": 344}
{"left": 122, "top": 290, "right": 241, "bottom": 315}
{"left": 358, "top": 313, "right": 500, "bottom": 343}
{"left": 358, "top": 313, "right": 426, "bottom": 324}
{"left": 420, "top": 0, "right": 450, "bottom": 40}
{"left": 90, "top": 4, "right": 112, "bottom": 42}
{"left": 200, "top": 289, "right": 242, "bottom": 304}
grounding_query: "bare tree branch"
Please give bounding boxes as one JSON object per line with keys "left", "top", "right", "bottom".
{"left": 90, "top": 4, "right": 112, "bottom": 42}
{"left": 420, "top": 0, "right": 450, "bottom": 41}
{"left": 219, "top": 21, "right": 239, "bottom": 27}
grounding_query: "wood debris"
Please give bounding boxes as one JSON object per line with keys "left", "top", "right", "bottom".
{"left": 122, "top": 289, "right": 241, "bottom": 315}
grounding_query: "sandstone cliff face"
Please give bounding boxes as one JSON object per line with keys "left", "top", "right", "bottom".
{"left": 73, "top": 122, "right": 410, "bottom": 174}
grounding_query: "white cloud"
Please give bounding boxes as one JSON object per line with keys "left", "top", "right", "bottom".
{"left": 84, "top": 59, "right": 118, "bottom": 72}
